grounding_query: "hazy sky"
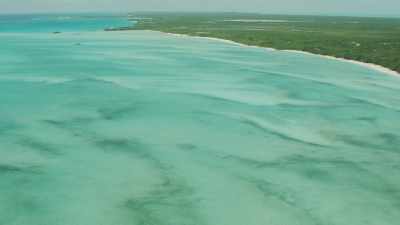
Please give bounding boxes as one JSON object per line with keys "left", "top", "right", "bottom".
{"left": 1, "top": 0, "right": 399, "bottom": 17}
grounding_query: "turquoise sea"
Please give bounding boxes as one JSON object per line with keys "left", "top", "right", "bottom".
{"left": 0, "top": 14, "right": 400, "bottom": 225}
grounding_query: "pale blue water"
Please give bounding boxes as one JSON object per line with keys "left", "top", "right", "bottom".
{"left": 0, "top": 14, "right": 133, "bottom": 32}
{"left": 0, "top": 15, "right": 400, "bottom": 225}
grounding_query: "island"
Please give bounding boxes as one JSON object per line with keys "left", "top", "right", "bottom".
{"left": 113, "top": 12, "right": 400, "bottom": 73}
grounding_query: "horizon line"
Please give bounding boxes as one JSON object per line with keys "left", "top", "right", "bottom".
{"left": 0, "top": 10, "right": 399, "bottom": 19}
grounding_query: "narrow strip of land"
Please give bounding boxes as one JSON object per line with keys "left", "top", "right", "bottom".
{"left": 116, "top": 13, "right": 400, "bottom": 74}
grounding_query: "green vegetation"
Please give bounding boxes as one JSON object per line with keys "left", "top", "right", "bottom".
{"left": 124, "top": 13, "right": 400, "bottom": 73}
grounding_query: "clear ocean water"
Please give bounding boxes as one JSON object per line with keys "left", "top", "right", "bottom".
{"left": 0, "top": 14, "right": 399, "bottom": 225}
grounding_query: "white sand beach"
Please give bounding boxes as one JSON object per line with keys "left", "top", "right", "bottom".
{"left": 161, "top": 31, "right": 400, "bottom": 77}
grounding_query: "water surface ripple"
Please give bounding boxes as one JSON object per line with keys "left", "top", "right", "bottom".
{"left": 0, "top": 30, "right": 399, "bottom": 225}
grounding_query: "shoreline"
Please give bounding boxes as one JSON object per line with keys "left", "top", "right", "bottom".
{"left": 152, "top": 30, "right": 400, "bottom": 78}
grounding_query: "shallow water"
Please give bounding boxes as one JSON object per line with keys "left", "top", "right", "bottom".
{"left": 0, "top": 27, "right": 400, "bottom": 225}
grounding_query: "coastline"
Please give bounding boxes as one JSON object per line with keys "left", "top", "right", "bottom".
{"left": 282, "top": 50, "right": 400, "bottom": 78}
{"left": 155, "top": 31, "right": 400, "bottom": 78}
